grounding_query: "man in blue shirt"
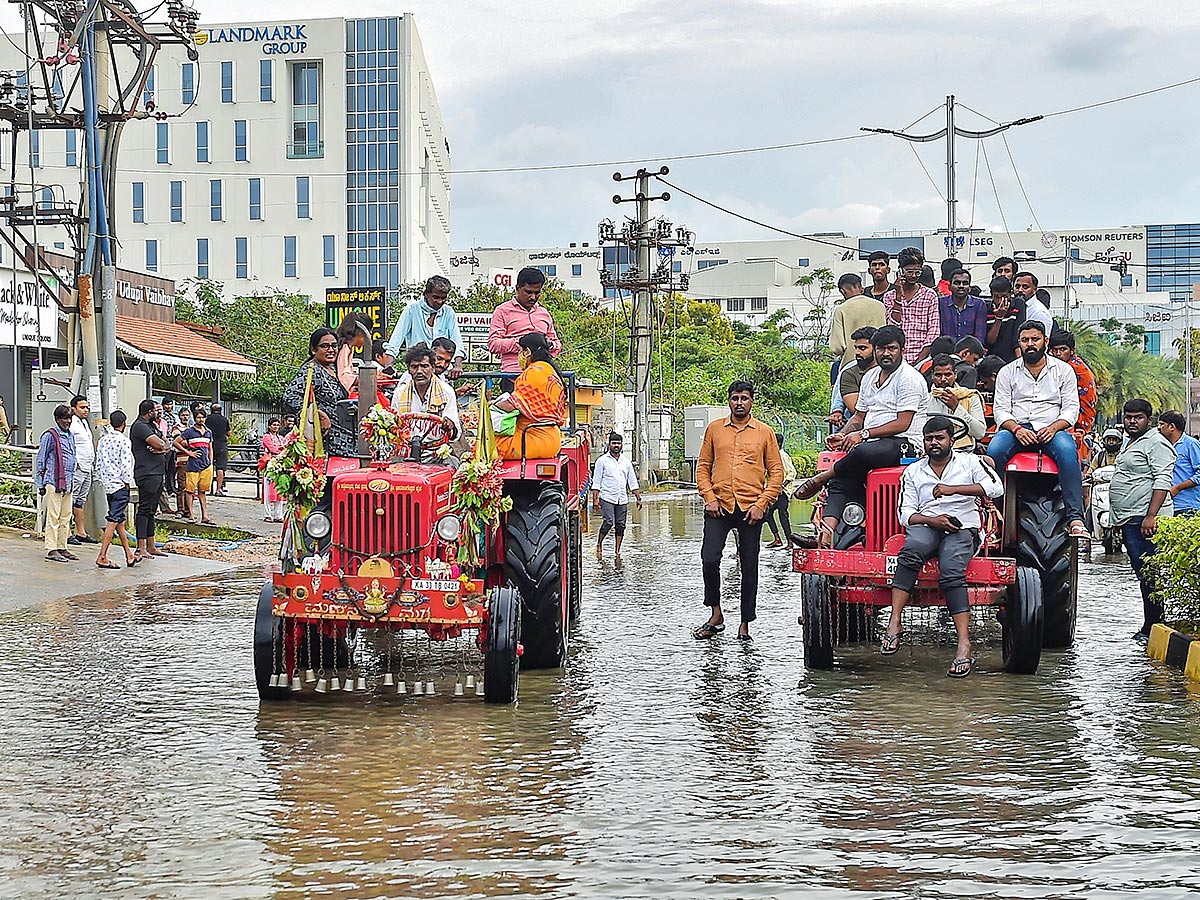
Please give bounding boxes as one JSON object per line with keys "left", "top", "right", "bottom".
{"left": 938, "top": 268, "right": 988, "bottom": 345}
{"left": 384, "top": 275, "right": 465, "bottom": 377}
{"left": 1158, "top": 410, "right": 1200, "bottom": 515}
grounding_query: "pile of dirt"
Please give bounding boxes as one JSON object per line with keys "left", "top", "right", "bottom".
{"left": 164, "top": 534, "right": 278, "bottom": 567}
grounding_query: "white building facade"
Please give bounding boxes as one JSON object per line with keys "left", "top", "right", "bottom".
{"left": 0, "top": 15, "right": 451, "bottom": 301}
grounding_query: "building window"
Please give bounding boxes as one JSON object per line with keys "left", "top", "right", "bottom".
{"left": 797, "top": 258, "right": 810, "bottom": 267}
{"left": 697, "top": 259, "right": 728, "bottom": 270}
{"left": 571, "top": 264, "right": 582, "bottom": 277}
{"left": 259, "top": 59, "right": 273, "bottom": 101}
{"left": 235, "top": 237, "right": 248, "bottom": 279}
{"left": 182, "top": 62, "right": 195, "bottom": 105}
{"left": 323, "top": 234, "right": 335, "bottom": 277}
{"left": 726, "top": 298, "right": 745, "bottom": 312}
{"left": 537, "top": 264, "right": 556, "bottom": 277}
{"left": 296, "top": 176, "right": 310, "bottom": 218}
{"left": 210, "top": 179, "right": 223, "bottom": 221}
{"left": 1122, "top": 274, "right": 1133, "bottom": 288}
{"left": 65, "top": 130, "right": 77, "bottom": 167}
{"left": 38, "top": 187, "right": 52, "bottom": 209}
{"left": 197, "top": 238, "right": 209, "bottom": 279}
{"left": 248, "top": 178, "right": 262, "bottom": 220}
{"left": 155, "top": 122, "right": 168, "bottom": 164}
{"left": 1145, "top": 331, "right": 1161, "bottom": 355}
{"left": 220, "top": 61, "right": 234, "bottom": 102}
{"left": 672, "top": 261, "right": 682, "bottom": 273}
{"left": 196, "top": 121, "right": 209, "bottom": 163}
{"left": 145, "top": 239, "right": 158, "bottom": 273}
{"left": 142, "top": 65, "right": 155, "bottom": 107}
{"left": 750, "top": 297, "right": 769, "bottom": 311}
{"left": 288, "top": 61, "right": 322, "bottom": 158}
{"left": 284, "top": 236, "right": 297, "bottom": 278}
{"left": 30, "top": 129, "right": 40, "bottom": 167}
{"left": 132, "top": 182, "right": 144, "bottom": 223}
{"left": 169, "top": 180, "right": 184, "bottom": 222}
{"left": 234, "top": 119, "right": 248, "bottom": 161}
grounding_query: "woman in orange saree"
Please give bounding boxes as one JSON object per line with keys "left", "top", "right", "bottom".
{"left": 494, "top": 333, "right": 566, "bottom": 460}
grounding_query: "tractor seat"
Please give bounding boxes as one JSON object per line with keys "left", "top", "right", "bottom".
{"left": 1006, "top": 451, "right": 1060, "bottom": 475}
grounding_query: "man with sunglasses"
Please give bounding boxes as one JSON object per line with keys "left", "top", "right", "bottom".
{"left": 882, "top": 246, "right": 941, "bottom": 364}
{"left": 939, "top": 268, "right": 988, "bottom": 346}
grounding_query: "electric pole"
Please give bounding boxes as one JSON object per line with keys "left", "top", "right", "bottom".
{"left": 862, "top": 95, "right": 1043, "bottom": 258}
{"left": 599, "top": 166, "right": 693, "bottom": 480}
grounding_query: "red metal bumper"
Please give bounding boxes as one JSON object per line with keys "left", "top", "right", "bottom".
{"left": 792, "top": 548, "right": 1016, "bottom": 607}
{"left": 271, "top": 571, "right": 487, "bottom": 628}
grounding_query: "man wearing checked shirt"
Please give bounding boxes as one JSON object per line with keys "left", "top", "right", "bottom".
{"left": 882, "top": 246, "right": 941, "bottom": 364}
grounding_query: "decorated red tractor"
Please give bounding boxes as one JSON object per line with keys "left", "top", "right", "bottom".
{"left": 254, "top": 366, "right": 589, "bottom": 703}
{"left": 794, "top": 427, "right": 1077, "bottom": 674}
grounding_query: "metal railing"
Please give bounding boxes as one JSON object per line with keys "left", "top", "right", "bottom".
{"left": 286, "top": 139, "right": 324, "bottom": 159}
{"left": 0, "top": 443, "right": 37, "bottom": 516}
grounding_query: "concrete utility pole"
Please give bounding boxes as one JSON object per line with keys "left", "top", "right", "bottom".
{"left": 863, "top": 95, "right": 1043, "bottom": 258}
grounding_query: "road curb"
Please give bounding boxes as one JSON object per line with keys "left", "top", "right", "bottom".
{"left": 1146, "top": 623, "right": 1200, "bottom": 682}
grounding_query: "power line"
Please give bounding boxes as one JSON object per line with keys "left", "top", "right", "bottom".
{"left": 979, "top": 139, "right": 1013, "bottom": 248}
{"left": 1000, "top": 132, "right": 1042, "bottom": 233}
{"left": 1042, "top": 74, "right": 1200, "bottom": 119}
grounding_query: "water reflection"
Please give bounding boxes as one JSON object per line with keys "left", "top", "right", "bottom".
{"left": 1, "top": 505, "right": 1198, "bottom": 899}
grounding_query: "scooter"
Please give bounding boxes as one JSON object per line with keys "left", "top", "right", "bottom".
{"left": 1088, "top": 465, "right": 1121, "bottom": 555}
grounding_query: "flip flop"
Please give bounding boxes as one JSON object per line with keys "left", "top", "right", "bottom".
{"left": 880, "top": 631, "right": 903, "bottom": 655}
{"left": 126, "top": 557, "right": 138, "bottom": 568}
{"left": 692, "top": 621, "right": 725, "bottom": 640}
{"left": 201, "top": 519, "right": 216, "bottom": 525}
{"left": 947, "top": 657, "right": 975, "bottom": 678}
{"left": 96, "top": 561, "right": 121, "bottom": 570}
{"left": 737, "top": 630, "right": 752, "bottom": 642}
{"left": 1068, "top": 522, "right": 1089, "bottom": 538}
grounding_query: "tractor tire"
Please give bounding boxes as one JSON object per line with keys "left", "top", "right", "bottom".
{"left": 1014, "top": 481, "right": 1077, "bottom": 649}
{"left": 567, "top": 509, "right": 582, "bottom": 625}
{"left": 1002, "top": 566, "right": 1044, "bottom": 674}
{"left": 484, "top": 586, "right": 521, "bottom": 704}
{"left": 253, "top": 582, "right": 292, "bottom": 702}
{"left": 801, "top": 573, "right": 835, "bottom": 669}
{"left": 504, "top": 482, "right": 568, "bottom": 669}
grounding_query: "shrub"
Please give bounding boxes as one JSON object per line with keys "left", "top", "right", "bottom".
{"left": 1148, "top": 516, "right": 1200, "bottom": 630}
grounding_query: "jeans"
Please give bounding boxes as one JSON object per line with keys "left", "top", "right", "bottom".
{"left": 825, "top": 438, "right": 904, "bottom": 521}
{"left": 987, "top": 428, "right": 1085, "bottom": 522}
{"left": 701, "top": 507, "right": 763, "bottom": 623}
{"left": 765, "top": 494, "right": 793, "bottom": 541}
{"left": 1122, "top": 521, "right": 1163, "bottom": 635}
{"left": 135, "top": 475, "right": 163, "bottom": 541}
{"left": 891, "top": 525, "right": 979, "bottom": 614}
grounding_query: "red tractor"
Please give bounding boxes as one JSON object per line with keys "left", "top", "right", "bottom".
{"left": 254, "top": 367, "right": 589, "bottom": 703}
{"left": 794, "top": 430, "right": 1077, "bottom": 674}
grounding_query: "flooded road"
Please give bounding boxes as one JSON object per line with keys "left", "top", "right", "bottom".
{"left": 2, "top": 497, "right": 1199, "bottom": 899}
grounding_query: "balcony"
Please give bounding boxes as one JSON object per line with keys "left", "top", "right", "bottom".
{"left": 286, "top": 140, "right": 324, "bottom": 160}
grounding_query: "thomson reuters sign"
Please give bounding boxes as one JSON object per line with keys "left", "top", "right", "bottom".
{"left": 193, "top": 24, "right": 309, "bottom": 54}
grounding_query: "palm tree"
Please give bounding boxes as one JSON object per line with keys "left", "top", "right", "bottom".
{"left": 1095, "top": 346, "right": 1185, "bottom": 418}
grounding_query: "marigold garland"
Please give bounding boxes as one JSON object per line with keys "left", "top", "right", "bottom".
{"left": 264, "top": 431, "right": 327, "bottom": 512}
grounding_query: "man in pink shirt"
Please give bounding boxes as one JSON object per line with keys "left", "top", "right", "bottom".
{"left": 487, "top": 267, "right": 563, "bottom": 372}
{"left": 882, "top": 246, "right": 941, "bottom": 364}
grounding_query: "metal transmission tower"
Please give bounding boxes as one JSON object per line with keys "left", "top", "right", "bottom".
{"left": 598, "top": 165, "right": 694, "bottom": 480}
{"left": 0, "top": 0, "right": 199, "bottom": 415}
{"left": 862, "top": 95, "right": 1042, "bottom": 258}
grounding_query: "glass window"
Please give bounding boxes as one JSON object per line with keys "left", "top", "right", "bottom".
{"left": 727, "top": 298, "right": 745, "bottom": 312}
{"left": 288, "top": 61, "right": 322, "bottom": 158}
{"left": 143, "top": 65, "right": 155, "bottom": 107}
{"left": 31, "top": 129, "right": 40, "bottom": 167}
{"left": 197, "top": 238, "right": 209, "bottom": 279}
{"left": 235, "top": 237, "right": 248, "bottom": 279}
{"left": 196, "top": 121, "right": 209, "bottom": 163}
{"left": 537, "top": 264, "right": 556, "bottom": 276}
{"left": 65, "top": 130, "right": 77, "bottom": 168}
{"left": 296, "top": 176, "right": 310, "bottom": 218}
{"left": 132, "top": 182, "right": 144, "bottom": 223}
{"left": 182, "top": 62, "right": 195, "bottom": 105}
{"left": 323, "top": 235, "right": 335, "bottom": 277}
{"left": 210, "top": 179, "right": 222, "bottom": 221}
{"left": 260, "top": 59, "right": 273, "bottom": 101}
{"left": 1122, "top": 274, "right": 1133, "bottom": 288}
{"left": 169, "top": 180, "right": 183, "bottom": 222}
{"left": 797, "top": 258, "right": 810, "bottom": 267}
{"left": 220, "top": 61, "right": 234, "bottom": 102}
{"left": 234, "top": 119, "right": 248, "bottom": 161}
{"left": 38, "top": 187, "right": 52, "bottom": 209}
{"left": 750, "top": 297, "right": 769, "bottom": 311}
{"left": 145, "top": 239, "right": 158, "bottom": 273}
{"left": 155, "top": 122, "right": 168, "bottom": 164}
{"left": 249, "top": 178, "right": 262, "bottom": 220}
{"left": 672, "top": 261, "right": 682, "bottom": 273}
{"left": 1145, "top": 331, "right": 1161, "bottom": 355}
{"left": 571, "top": 264, "right": 582, "bottom": 277}
{"left": 284, "top": 236, "right": 297, "bottom": 278}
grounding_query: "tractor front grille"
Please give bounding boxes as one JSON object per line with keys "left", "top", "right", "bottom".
{"left": 866, "top": 468, "right": 903, "bottom": 552}
{"left": 333, "top": 486, "right": 423, "bottom": 565}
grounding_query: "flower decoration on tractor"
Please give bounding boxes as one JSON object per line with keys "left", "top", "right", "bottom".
{"left": 450, "top": 450, "right": 513, "bottom": 566}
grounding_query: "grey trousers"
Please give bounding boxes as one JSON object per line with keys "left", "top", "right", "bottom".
{"left": 890, "top": 525, "right": 978, "bottom": 614}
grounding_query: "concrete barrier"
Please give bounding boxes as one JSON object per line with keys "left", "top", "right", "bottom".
{"left": 1146, "top": 622, "right": 1200, "bottom": 683}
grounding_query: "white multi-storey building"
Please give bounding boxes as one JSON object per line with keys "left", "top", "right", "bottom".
{"left": 0, "top": 14, "right": 451, "bottom": 300}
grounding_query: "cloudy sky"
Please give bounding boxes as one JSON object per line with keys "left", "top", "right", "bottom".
{"left": 7, "top": 0, "right": 1199, "bottom": 249}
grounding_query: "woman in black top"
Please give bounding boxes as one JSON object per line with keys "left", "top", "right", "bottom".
{"left": 282, "top": 328, "right": 357, "bottom": 458}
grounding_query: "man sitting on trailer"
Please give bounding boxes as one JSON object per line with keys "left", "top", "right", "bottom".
{"left": 881, "top": 415, "right": 1003, "bottom": 678}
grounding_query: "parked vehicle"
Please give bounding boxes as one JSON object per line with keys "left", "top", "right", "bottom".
{"left": 1087, "top": 464, "right": 1121, "bottom": 556}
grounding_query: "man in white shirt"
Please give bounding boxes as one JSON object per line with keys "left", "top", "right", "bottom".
{"left": 881, "top": 415, "right": 1003, "bottom": 677}
{"left": 590, "top": 432, "right": 643, "bottom": 560}
{"left": 390, "top": 345, "right": 460, "bottom": 451}
{"left": 986, "top": 320, "right": 1086, "bottom": 535}
{"left": 94, "top": 410, "right": 137, "bottom": 569}
{"left": 1014, "top": 272, "right": 1053, "bottom": 333}
{"left": 794, "top": 325, "right": 929, "bottom": 544}
{"left": 67, "top": 394, "right": 99, "bottom": 545}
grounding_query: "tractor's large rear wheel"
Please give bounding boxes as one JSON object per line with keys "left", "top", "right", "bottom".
{"left": 801, "top": 573, "right": 835, "bottom": 669}
{"left": 254, "top": 582, "right": 291, "bottom": 702}
{"left": 504, "top": 482, "right": 568, "bottom": 669}
{"left": 1002, "top": 566, "right": 1044, "bottom": 674}
{"left": 484, "top": 586, "right": 521, "bottom": 704}
{"left": 1014, "top": 480, "right": 1077, "bottom": 649}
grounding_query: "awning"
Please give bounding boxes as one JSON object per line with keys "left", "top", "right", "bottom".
{"left": 115, "top": 315, "right": 257, "bottom": 377}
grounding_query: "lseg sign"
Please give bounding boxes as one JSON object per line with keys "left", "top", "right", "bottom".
{"left": 193, "top": 24, "right": 308, "bottom": 54}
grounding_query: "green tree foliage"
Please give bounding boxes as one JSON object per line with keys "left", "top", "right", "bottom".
{"left": 1064, "top": 321, "right": 1184, "bottom": 420}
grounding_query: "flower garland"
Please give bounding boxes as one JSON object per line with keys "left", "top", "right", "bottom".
{"left": 361, "top": 404, "right": 410, "bottom": 459}
{"left": 265, "top": 431, "right": 327, "bottom": 512}
{"left": 450, "top": 450, "right": 513, "bottom": 566}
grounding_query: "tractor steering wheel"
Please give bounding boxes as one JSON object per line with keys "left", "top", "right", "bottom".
{"left": 397, "top": 412, "right": 455, "bottom": 449}
{"left": 941, "top": 415, "right": 972, "bottom": 444}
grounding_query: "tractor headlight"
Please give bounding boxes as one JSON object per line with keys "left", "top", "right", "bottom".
{"left": 436, "top": 515, "right": 463, "bottom": 542}
{"left": 304, "top": 511, "right": 331, "bottom": 540}
{"left": 842, "top": 503, "right": 866, "bottom": 527}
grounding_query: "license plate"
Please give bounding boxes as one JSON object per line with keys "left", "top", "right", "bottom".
{"left": 412, "top": 579, "right": 460, "bottom": 592}
{"left": 885, "top": 556, "right": 898, "bottom": 575}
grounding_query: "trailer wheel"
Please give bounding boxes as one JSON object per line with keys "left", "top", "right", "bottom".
{"left": 484, "top": 586, "right": 521, "bottom": 704}
{"left": 1015, "top": 481, "right": 1077, "bottom": 649}
{"left": 504, "top": 482, "right": 567, "bottom": 669}
{"left": 1002, "top": 566, "right": 1044, "bottom": 674}
{"left": 801, "top": 573, "right": 834, "bottom": 669}
{"left": 253, "top": 582, "right": 292, "bottom": 702}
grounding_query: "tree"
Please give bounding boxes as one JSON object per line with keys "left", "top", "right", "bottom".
{"left": 1095, "top": 346, "right": 1184, "bottom": 418}
{"left": 790, "top": 267, "right": 837, "bottom": 358}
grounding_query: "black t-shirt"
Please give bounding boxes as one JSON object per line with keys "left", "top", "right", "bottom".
{"left": 986, "top": 296, "right": 1027, "bottom": 362}
{"left": 130, "top": 417, "right": 166, "bottom": 478}
{"left": 206, "top": 411, "right": 231, "bottom": 449}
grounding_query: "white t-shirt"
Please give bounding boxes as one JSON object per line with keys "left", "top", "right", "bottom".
{"left": 70, "top": 415, "right": 95, "bottom": 471}
{"left": 856, "top": 362, "right": 929, "bottom": 445}
{"left": 1024, "top": 296, "right": 1054, "bottom": 332}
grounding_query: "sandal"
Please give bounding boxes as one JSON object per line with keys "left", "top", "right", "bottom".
{"left": 880, "top": 631, "right": 903, "bottom": 655}
{"left": 947, "top": 656, "right": 975, "bottom": 678}
{"left": 96, "top": 560, "right": 120, "bottom": 570}
{"left": 737, "top": 629, "right": 752, "bottom": 642}
{"left": 1068, "top": 521, "right": 1088, "bottom": 538}
{"left": 201, "top": 519, "right": 216, "bottom": 525}
{"left": 692, "top": 621, "right": 725, "bottom": 640}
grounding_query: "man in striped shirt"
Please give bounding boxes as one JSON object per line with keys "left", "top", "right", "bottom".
{"left": 174, "top": 409, "right": 214, "bottom": 524}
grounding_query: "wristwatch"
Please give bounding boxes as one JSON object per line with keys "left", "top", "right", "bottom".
{"left": 859, "top": 428, "right": 871, "bottom": 441}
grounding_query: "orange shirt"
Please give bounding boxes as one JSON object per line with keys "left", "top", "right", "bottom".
{"left": 696, "top": 416, "right": 784, "bottom": 514}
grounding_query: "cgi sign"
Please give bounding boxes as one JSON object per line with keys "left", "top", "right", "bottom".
{"left": 489, "top": 268, "right": 516, "bottom": 290}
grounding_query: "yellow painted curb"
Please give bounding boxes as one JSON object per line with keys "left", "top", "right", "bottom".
{"left": 1187, "top": 640, "right": 1200, "bottom": 683}
{"left": 1146, "top": 623, "right": 1172, "bottom": 662}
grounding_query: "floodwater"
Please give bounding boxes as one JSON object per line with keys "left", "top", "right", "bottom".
{"left": 2, "top": 498, "right": 1199, "bottom": 899}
